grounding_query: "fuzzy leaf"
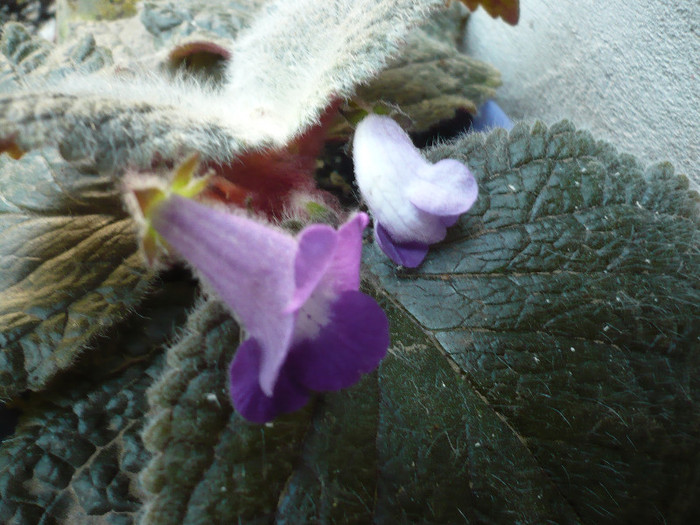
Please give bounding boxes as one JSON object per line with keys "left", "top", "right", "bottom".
{"left": 420, "top": 0, "right": 471, "bottom": 45}
{"left": 140, "top": 299, "right": 315, "bottom": 523}
{"left": 55, "top": 0, "right": 264, "bottom": 69}
{"left": 357, "top": 27, "right": 501, "bottom": 131}
{"left": 366, "top": 121, "right": 700, "bottom": 523}
{"left": 222, "top": 0, "right": 448, "bottom": 144}
{"left": 0, "top": 0, "right": 448, "bottom": 170}
{"left": 459, "top": 0, "right": 520, "bottom": 25}
{"left": 0, "top": 148, "right": 153, "bottom": 400}
{"left": 0, "top": 280, "right": 196, "bottom": 524}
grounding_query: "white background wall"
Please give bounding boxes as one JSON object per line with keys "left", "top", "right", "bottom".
{"left": 465, "top": 0, "right": 699, "bottom": 186}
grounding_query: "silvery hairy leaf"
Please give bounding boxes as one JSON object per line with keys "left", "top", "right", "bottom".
{"left": 0, "top": 0, "right": 447, "bottom": 171}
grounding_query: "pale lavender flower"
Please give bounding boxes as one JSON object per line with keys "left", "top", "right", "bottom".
{"left": 148, "top": 195, "right": 389, "bottom": 423}
{"left": 353, "top": 114, "right": 478, "bottom": 267}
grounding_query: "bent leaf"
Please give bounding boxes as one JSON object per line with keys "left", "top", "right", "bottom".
{"left": 0, "top": 0, "right": 448, "bottom": 170}
{"left": 0, "top": 149, "right": 153, "bottom": 400}
{"left": 365, "top": 121, "right": 700, "bottom": 523}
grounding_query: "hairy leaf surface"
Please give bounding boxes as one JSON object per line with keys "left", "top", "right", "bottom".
{"left": 0, "top": 148, "right": 152, "bottom": 400}
{"left": 0, "top": 0, "right": 448, "bottom": 170}
{"left": 0, "top": 281, "right": 196, "bottom": 524}
{"left": 0, "top": 22, "right": 111, "bottom": 91}
{"left": 140, "top": 0, "right": 264, "bottom": 47}
{"left": 140, "top": 298, "right": 315, "bottom": 523}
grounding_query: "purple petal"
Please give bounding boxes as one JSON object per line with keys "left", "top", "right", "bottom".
{"left": 324, "top": 212, "right": 368, "bottom": 292}
{"left": 354, "top": 114, "right": 424, "bottom": 168}
{"left": 287, "top": 290, "right": 389, "bottom": 391}
{"left": 286, "top": 224, "right": 338, "bottom": 312}
{"left": 471, "top": 100, "right": 514, "bottom": 132}
{"left": 229, "top": 338, "right": 310, "bottom": 424}
{"left": 152, "top": 195, "right": 296, "bottom": 396}
{"left": 408, "top": 159, "right": 478, "bottom": 216}
{"left": 374, "top": 222, "right": 429, "bottom": 268}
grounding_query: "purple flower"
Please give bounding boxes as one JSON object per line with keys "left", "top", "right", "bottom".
{"left": 353, "top": 114, "right": 478, "bottom": 267}
{"left": 148, "top": 194, "right": 390, "bottom": 423}
{"left": 471, "top": 100, "right": 514, "bottom": 132}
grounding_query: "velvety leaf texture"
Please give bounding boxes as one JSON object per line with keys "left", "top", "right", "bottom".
{"left": 0, "top": 280, "right": 197, "bottom": 524}
{"left": 0, "top": 148, "right": 153, "bottom": 400}
{"left": 140, "top": 298, "right": 312, "bottom": 523}
{"left": 140, "top": 0, "right": 264, "bottom": 46}
{"left": 366, "top": 121, "right": 700, "bottom": 523}
{"left": 0, "top": 0, "right": 448, "bottom": 172}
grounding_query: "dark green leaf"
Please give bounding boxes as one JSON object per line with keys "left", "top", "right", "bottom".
{"left": 141, "top": 298, "right": 315, "bottom": 524}
{"left": 277, "top": 293, "right": 578, "bottom": 524}
{"left": 0, "top": 149, "right": 153, "bottom": 400}
{"left": 365, "top": 121, "right": 700, "bottom": 523}
{"left": 0, "top": 280, "right": 196, "bottom": 524}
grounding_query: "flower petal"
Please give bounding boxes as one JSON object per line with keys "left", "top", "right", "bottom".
{"left": 353, "top": 114, "right": 478, "bottom": 266}
{"left": 325, "top": 212, "right": 368, "bottom": 292}
{"left": 286, "top": 224, "right": 338, "bottom": 313}
{"left": 374, "top": 222, "right": 429, "bottom": 268}
{"left": 152, "top": 194, "right": 297, "bottom": 395}
{"left": 408, "top": 159, "right": 478, "bottom": 216}
{"left": 471, "top": 100, "right": 514, "bottom": 132}
{"left": 229, "top": 338, "right": 310, "bottom": 424}
{"left": 287, "top": 290, "right": 390, "bottom": 391}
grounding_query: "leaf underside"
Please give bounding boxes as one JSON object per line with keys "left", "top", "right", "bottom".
{"left": 140, "top": 121, "right": 699, "bottom": 524}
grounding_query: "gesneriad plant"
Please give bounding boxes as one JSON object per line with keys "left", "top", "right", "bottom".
{"left": 1, "top": 1, "right": 698, "bottom": 523}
